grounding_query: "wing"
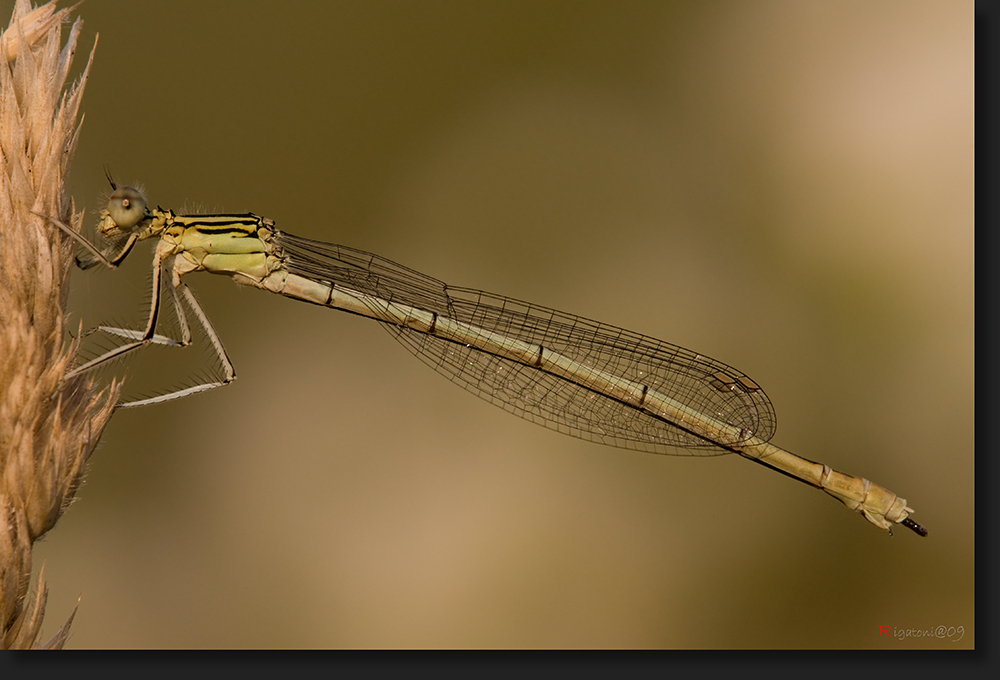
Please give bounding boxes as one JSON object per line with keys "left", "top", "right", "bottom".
{"left": 277, "top": 232, "right": 776, "bottom": 455}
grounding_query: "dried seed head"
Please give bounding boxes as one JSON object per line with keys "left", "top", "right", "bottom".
{"left": 1, "top": 0, "right": 118, "bottom": 649}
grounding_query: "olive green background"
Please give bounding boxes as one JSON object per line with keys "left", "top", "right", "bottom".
{"left": 18, "top": 0, "right": 973, "bottom": 648}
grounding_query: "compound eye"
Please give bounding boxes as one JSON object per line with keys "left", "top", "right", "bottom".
{"left": 106, "top": 186, "right": 148, "bottom": 228}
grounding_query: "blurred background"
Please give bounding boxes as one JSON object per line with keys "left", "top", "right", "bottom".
{"left": 19, "top": 0, "right": 972, "bottom": 648}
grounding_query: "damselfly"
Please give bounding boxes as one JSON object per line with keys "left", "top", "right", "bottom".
{"left": 43, "top": 180, "right": 927, "bottom": 536}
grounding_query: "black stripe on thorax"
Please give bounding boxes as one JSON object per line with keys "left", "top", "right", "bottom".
{"left": 172, "top": 213, "right": 264, "bottom": 235}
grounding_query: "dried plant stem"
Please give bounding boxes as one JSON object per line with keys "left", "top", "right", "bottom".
{"left": 0, "top": 1, "right": 117, "bottom": 649}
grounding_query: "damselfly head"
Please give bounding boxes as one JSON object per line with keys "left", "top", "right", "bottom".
{"left": 103, "top": 186, "right": 149, "bottom": 233}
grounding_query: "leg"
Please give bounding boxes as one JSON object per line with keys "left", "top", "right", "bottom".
{"left": 34, "top": 211, "right": 139, "bottom": 269}
{"left": 63, "top": 252, "right": 168, "bottom": 381}
{"left": 97, "top": 278, "right": 190, "bottom": 347}
{"left": 115, "top": 284, "right": 236, "bottom": 408}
